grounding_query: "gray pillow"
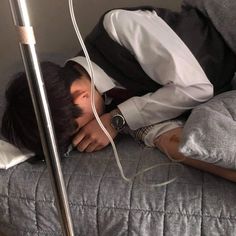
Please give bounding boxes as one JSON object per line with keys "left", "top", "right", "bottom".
{"left": 179, "top": 91, "right": 236, "bottom": 169}
{"left": 182, "top": 0, "right": 236, "bottom": 54}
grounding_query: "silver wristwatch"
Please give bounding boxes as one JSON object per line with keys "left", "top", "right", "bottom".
{"left": 110, "top": 109, "right": 126, "bottom": 131}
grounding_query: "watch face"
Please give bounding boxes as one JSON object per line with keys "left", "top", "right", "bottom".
{"left": 111, "top": 114, "right": 125, "bottom": 130}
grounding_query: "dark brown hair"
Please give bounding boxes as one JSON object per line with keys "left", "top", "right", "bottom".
{"left": 1, "top": 61, "right": 85, "bottom": 159}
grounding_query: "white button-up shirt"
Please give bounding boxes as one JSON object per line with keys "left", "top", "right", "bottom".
{"left": 69, "top": 9, "right": 213, "bottom": 130}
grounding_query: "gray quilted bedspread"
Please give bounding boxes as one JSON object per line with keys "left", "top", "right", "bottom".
{"left": 1, "top": 135, "right": 236, "bottom": 236}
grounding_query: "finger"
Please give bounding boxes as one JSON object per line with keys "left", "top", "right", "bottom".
{"left": 85, "top": 142, "right": 99, "bottom": 153}
{"left": 73, "top": 131, "right": 85, "bottom": 147}
{"left": 86, "top": 145, "right": 104, "bottom": 153}
{"left": 94, "top": 145, "right": 106, "bottom": 152}
{"left": 76, "top": 136, "right": 93, "bottom": 152}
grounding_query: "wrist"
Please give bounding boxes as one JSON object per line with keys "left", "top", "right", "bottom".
{"left": 110, "top": 108, "right": 127, "bottom": 132}
{"left": 100, "top": 113, "right": 118, "bottom": 138}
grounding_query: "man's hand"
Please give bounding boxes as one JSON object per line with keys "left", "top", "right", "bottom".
{"left": 73, "top": 113, "right": 118, "bottom": 152}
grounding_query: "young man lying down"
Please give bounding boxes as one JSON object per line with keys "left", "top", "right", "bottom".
{"left": 2, "top": 6, "right": 236, "bottom": 181}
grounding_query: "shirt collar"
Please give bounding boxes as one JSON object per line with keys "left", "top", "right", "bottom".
{"left": 66, "top": 56, "right": 115, "bottom": 94}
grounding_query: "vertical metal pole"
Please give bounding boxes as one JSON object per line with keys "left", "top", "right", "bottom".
{"left": 8, "top": 1, "right": 74, "bottom": 235}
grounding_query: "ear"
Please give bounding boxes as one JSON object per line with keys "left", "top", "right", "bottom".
{"left": 72, "top": 90, "right": 89, "bottom": 104}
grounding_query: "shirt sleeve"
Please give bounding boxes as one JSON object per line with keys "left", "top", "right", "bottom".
{"left": 103, "top": 9, "right": 213, "bottom": 130}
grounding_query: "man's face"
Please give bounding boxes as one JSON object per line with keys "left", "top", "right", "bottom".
{"left": 70, "top": 75, "right": 105, "bottom": 128}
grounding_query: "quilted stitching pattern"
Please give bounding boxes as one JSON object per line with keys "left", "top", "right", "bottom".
{"left": 1, "top": 135, "right": 236, "bottom": 236}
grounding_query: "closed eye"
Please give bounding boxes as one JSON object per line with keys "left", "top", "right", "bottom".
{"left": 71, "top": 90, "right": 83, "bottom": 100}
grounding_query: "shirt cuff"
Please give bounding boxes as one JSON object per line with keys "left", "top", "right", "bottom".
{"left": 118, "top": 98, "right": 144, "bottom": 130}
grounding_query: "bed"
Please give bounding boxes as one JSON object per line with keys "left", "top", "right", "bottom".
{"left": 1, "top": 0, "right": 236, "bottom": 235}
{"left": 1, "top": 133, "right": 236, "bottom": 236}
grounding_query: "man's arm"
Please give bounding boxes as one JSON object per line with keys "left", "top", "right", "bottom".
{"left": 103, "top": 9, "right": 213, "bottom": 130}
{"left": 154, "top": 127, "right": 236, "bottom": 182}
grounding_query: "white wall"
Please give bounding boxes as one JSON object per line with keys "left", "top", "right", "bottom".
{"left": 0, "top": 0, "right": 182, "bottom": 107}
